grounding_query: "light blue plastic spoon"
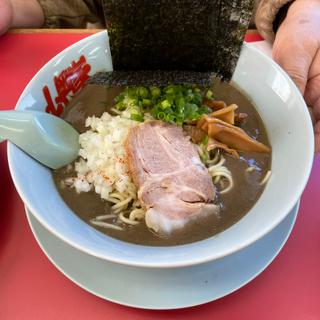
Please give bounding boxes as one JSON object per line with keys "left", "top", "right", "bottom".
{"left": 0, "top": 110, "right": 79, "bottom": 169}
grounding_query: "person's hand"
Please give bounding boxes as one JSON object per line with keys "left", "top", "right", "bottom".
{"left": 0, "top": 0, "right": 44, "bottom": 36}
{"left": 273, "top": 0, "right": 320, "bottom": 153}
{"left": 0, "top": 0, "right": 13, "bottom": 35}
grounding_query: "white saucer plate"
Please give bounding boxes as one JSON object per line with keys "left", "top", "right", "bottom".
{"left": 26, "top": 203, "right": 299, "bottom": 310}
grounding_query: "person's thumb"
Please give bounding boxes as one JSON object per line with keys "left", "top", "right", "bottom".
{"left": 272, "top": 16, "right": 317, "bottom": 95}
{"left": 273, "top": 42, "right": 312, "bottom": 94}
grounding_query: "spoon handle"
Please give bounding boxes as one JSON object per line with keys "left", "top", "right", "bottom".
{"left": 0, "top": 110, "right": 79, "bottom": 169}
{"left": 0, "top": 110, "right": 35, "bottom": 143}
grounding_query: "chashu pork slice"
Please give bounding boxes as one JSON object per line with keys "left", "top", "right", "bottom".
{"left": 125, "top": 120, "right": 219, "bottom": 235}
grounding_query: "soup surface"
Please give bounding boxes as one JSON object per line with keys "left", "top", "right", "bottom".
{"left": 53, "top": 80, "right": 271, "bottom": 246}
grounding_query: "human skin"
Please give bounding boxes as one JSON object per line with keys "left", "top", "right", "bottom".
{"left": 0, "top": 0, "right": 44, "bottom": 34}
{"left": 273, "top": 0, "right": 320, "bottom": 152}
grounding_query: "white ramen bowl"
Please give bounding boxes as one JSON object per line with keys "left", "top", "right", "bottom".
{"left": 8, "top": 31, "right": 314, "bottom": 268}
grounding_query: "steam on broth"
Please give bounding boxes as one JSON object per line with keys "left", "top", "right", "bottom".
{"left": 52, "top": 79, "right": 271, "bottom": 246}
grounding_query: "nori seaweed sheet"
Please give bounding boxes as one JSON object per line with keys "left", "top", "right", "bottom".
{"left": 102, "top": 0, "right": 253, "bottom": 85}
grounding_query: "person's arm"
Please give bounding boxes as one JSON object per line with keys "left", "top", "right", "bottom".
{"left": 255, "top": 0, "right": 320, "bottom": 153}
{"left": 0, "top": 0, "right": 104, "bottom": 35}
{"left": 0, "top": 0, "right": 44, "bottom": 35}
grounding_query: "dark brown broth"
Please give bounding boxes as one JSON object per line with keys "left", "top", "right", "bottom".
{"left": 53, "top": 81, "right": 271, "bottom": 246}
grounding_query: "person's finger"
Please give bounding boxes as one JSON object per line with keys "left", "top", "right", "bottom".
{"left": 272, "top": 13, "right": 318, "bottom": 94}
{"left": 308, "top": 107, "right": 316, "bottom": 125}
{"left": 313, "top": 96, "right": 320, "bottom": 122}
{"left": 0, "top": 0, "right": 13, "bottom": 35}
{"left": 304, "top": 50, "right": 320, "bottom": 120}
{"left": 305, "top": 85, "right": 320, "bottom": 120}
{"left": 10, "top": 0, "right": 44, "bottom": 29}
{"left": 314, "top": 121, "right": 320, "bottom": 153}
{"left": 273, "top": 40, "right": 314, "bottom": 94}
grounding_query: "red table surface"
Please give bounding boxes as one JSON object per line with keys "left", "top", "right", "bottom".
{"left": 0, "top": 32, "right": 319, "bottom": 320}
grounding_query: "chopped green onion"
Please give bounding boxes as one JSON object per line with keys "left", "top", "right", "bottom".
{"left": 164, "top": 114, "right": 173, "bottom": 122}
{"left": 130, "top": 113, "right": 144, "bottom": 122}
{"left": 165, "top": 87, "right": 174, "bottom": 94}
{"left": 113, "top": 84, "right": 213, "bottom": 125}
{"left": 157, "top": 112, "right": 166, "bottom": 120}
{"left": 199, "top": 150, "right": 209, "bottom": 163}
{"left": 150, "top": 87, "right": 161, "bottom": 97}
{"left": 142, "top": 99, "right": 151, "bottom": 107}
{"left": 206, "top": 89, "right": 214, "bottom": 99}
{"left": 161, "top": 100, "right": 171, "bottom": 109}
{"left": 138, "top": 87, "right": 149, "bottom": 98}
{"left": 175, "top": 97, "right": 185, "bottom": 109}
{"left": 115, "top": 101, "right": 125, "bottom": 110}
{"left": 202, "top": 135, "right": 209, "bottom": 145}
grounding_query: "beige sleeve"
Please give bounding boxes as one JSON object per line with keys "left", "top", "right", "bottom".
{"left": 37, "top": 0, "right": 105, "bottom": 28}
{"left": 254, "top": 0, "right": 294, "bottom": 42}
